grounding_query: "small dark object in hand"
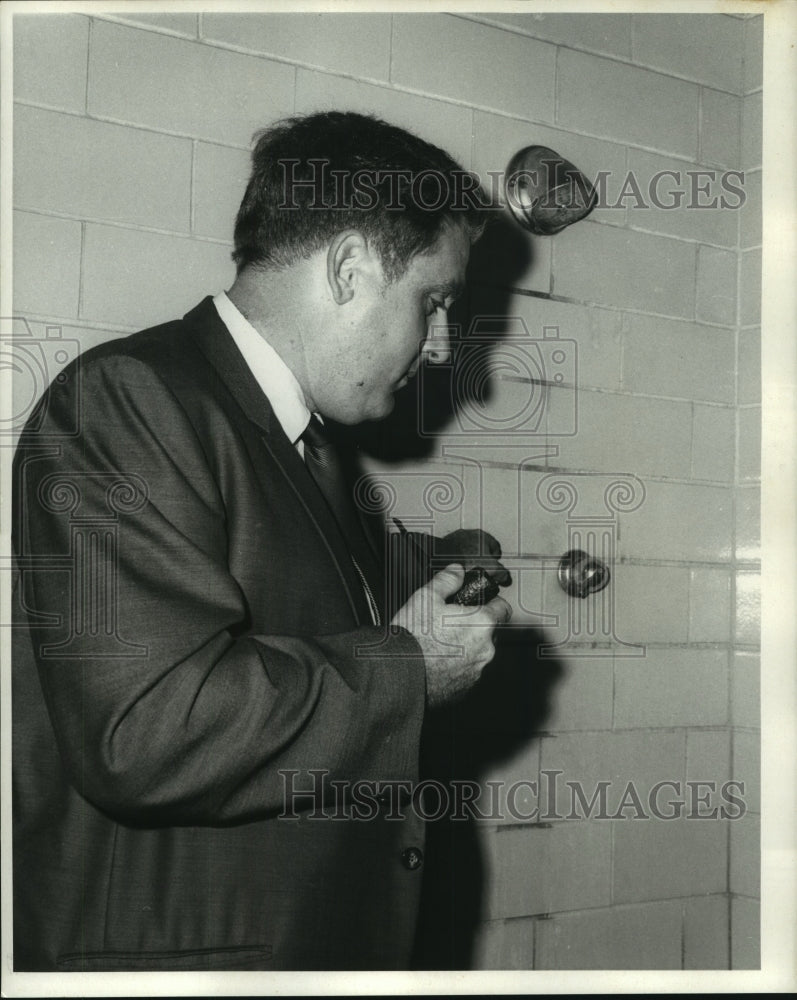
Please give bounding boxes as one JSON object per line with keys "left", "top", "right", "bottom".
{"left": 447, "top": 567, "right": 501, "bottom": 606}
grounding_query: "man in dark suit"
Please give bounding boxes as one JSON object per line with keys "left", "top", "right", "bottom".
{"left": 12, "top": 111, "right": 511, "bottom": 971}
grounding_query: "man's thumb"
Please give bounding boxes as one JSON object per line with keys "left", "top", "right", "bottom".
{"left": 432, "top": 562, "right": 465, "bottom": 598}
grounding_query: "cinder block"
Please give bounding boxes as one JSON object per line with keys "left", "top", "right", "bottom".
{"left": 471, "top": 109, "right": 629, "bottom": 228}
{"left": 470, "top": 464, "right": 529, "bottom": 560}
{"left": 574, "top": 308, "right": 624, "bottom": 392}
{"left": 476, "top": 739, "right": 540, "bottom": 827}
{"left": 13, "top": 13, "right": 88, "bottom": 112}
{"left": 542, "top": 563, "right": 690, "bottom": 647}
{"left": 735, "top": 485, "right": 760, "bottom": 562}
{"left": 623, "top": 149, "right": 738, "bottom": 248}
{"left": 88, "top": 20, "right": 294, "bottom": 147}
{"left": 535, "top": 901, "right": 682, "bottom": 969}
{"left": 683, "top": 895, "right": 729, "bottom": 969}
{"left": 739, "top": 247, "right": 761, "bottom": 328}
{"left": 622, "top": 315, "right": 735, "bottom": 404}
{"left": 700, "top": 88, "right": 741, "bottom": 168}
{"left": 743, "top": 17, "right": 763, "bottom": 94}
{"left": 732, "top": 728, "right": 759, "bottom": 814}
{"left": 13, "top": 210, "right": 82, "bottom": 318}
{"left": 553, "top": 221, "right": 698, "bottom": 319}
{"left": 741, "top": 92, "right": 762, "bottom": 170}
{"left": 686, "top": 730, "right": 731, "bottom": 797}
{"left": 193, "top": 143, "right": 251, "bottom": 241}
{"left": 465, "top": 291, "right": 624, "bottom": 393}
{"left": 739, "top": 169, "right": 761, "bottom": 250}
{"left": 730, "top": 812, "right": 760, "bottom": 898}
{"left": 737, "top": 328, "right": 760, "bottom": 405}
{"left": 695, "top": 245, "right": 737, "bottom": 327}
{"left": 542, "top": 657, "right": 614, "bottom": 733}
{"left": 508, "top": 563, "right": 547, "bottom": 630}
{"left": 614, "top": 648, "right": 729, "bottom": 728}
{"left": 471, "top": 916, "right": 535, "bottom": 969}
{"left": 689, "top": 567, "right": 732, "bottom": 643}
{"left": 557, "top": 48, "right": 699, "bottom": 158}
{"left": 731, "top": 652, "right": 759, "bottom": 729}
{"left": 101, "top": 12, "right": 198, "bottom": 37}
{"left": 539, "top": 730, "right": 685, "bottom": 814}
{"left": 202, "top": 13, "right": 391, "bottom": 82}
{"left": 446, "top": 375, "right": 554, "bottom": 448}
{"left": 357, "top": 454, "right": 470, "bottom": 540}
{"left": 631, "top": 14, "right": 743, "bottom": 94}
{"left": 613, "top": 816, "right": 727, "bottom": 903}
{"left": 620, "top": 481, "right": 733, "bottom": 562}
{"left": 15, "top": 105, "right": 192, "bottom": 232}
{"left": 466, "top": 12, "right": 632, "bottom": 59}
{"left": 734, "top": 570, "right": 760, "bottom": 647}
{"left": 391, "top": 15, "right": 556, "bottom": 124}
{"left": 547, "top": 387, "right": 693, "bottom": 479}
{"left": 537, "top": 733, "right": 613, "bottom": 817}
{"left": 730, "top": 896, "right": 760, "bottom": 968}
{"left": 295, "top": 69, "right": 474, "bottom": 170}
{"left": 481, "top": 819, "right": 612, "bottom": 919}
{"left": 692, "top": 404, "right": 735, "bottom": 483}
{"left": 737, "top": 407, "right": 760, "bottom": 482}
{"left": 79, "top": 224, "right": 235, "bottom": 330}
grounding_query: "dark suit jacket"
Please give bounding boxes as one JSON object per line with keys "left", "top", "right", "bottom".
{"left": 12, "top": 297, "right": 429, "bottom": 971}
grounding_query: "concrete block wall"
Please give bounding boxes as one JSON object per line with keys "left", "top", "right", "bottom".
{"left": 12, "top": 11, "right": 761, "bottom": 970}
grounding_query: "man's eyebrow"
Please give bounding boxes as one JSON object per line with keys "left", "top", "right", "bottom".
{"left": 429, "top": 280, "right": 465, "bottom": 299}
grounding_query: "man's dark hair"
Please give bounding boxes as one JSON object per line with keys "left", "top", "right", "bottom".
{"left": 232, "top": 111, "right": 491, "bottom": 280}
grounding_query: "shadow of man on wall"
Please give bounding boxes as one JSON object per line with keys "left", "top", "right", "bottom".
{"left": 337, "top": 210, "right": 562, "bottom": 970}
{"left": 410, "top": 627, "right": 564, "bottom": 970}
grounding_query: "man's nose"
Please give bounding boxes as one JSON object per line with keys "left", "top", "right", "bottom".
{"left": 422, "top": 311, "right": 452, "bottom": 365}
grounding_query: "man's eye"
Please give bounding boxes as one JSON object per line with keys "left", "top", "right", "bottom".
{"left": 426, "top": 300, "right": 444, "bottom": 317}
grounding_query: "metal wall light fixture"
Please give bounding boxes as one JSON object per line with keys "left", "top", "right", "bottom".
{"left": 504, "top": 145, "right": 598, "bottom": 235}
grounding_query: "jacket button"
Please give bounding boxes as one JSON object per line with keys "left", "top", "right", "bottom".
{"left": 401, "top": 847, "right": 423, "bottom": 871}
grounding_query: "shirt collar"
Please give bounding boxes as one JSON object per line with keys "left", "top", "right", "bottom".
{"left": 213, "top": 291, "right": 311, "bottom": 445}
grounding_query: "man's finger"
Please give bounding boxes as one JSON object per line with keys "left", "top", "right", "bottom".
{"left": 433, "top": 563, "right": 466, "bottom": 598}
{"left": 484, "top": 596, "right": 512, "bottom": 625}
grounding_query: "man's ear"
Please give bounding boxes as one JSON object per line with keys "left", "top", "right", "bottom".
{"left": 326, "top": 230, "right": 373, "bottom": 305}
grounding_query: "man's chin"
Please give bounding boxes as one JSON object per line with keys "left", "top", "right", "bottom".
{"left": 334, "top": 394, "right": 395, "bottom": 425}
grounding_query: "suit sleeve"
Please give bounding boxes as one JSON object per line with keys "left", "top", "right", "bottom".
{"left": 14, "top": 352, "right": 427, "bottom": 826}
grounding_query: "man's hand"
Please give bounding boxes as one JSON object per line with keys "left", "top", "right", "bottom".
{"left": 391, "top": 563, "right": 512, "bottom": 709}
{"left": 434, "top": 529, "right": 512, "bottom": 587}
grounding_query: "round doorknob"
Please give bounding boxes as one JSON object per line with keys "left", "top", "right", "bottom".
{"left": 557, "top": 549, "right": 610, "bottom": 598}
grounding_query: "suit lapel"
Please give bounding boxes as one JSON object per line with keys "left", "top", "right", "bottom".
{"left": 184, "top": 298, "right": 374, "bottom": 625}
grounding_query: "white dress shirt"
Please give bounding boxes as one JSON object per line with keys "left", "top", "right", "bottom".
{"left": 213, "top": 291, "right": 311, "bottom": 455}
{"left": 212, "top": 292, "right": 380, "bottom": 624}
